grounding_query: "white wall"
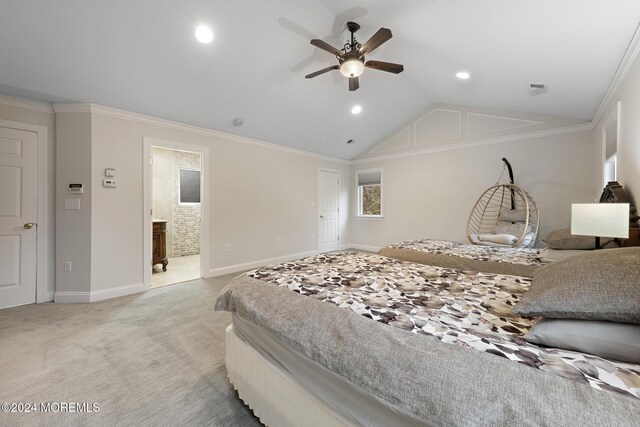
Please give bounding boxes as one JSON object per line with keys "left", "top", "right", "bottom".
{"left": 55, "top": 105, "right": 350, "bottom": 298}
{"left": 56, "top": 112, "right": 92, "bottom": 295}
{"left": 151, "top": 147, "right": 174, "bottom": 257}
{"left": 350, "top": 105, "right": 600, "bottom": 249}
{"left": 593, "top": 40, "right": 640, "bottom": 207}
{"left": 0, "top": 97, "right": 56, "bottom": 298}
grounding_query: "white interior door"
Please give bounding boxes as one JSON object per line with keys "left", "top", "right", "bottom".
{"left": 0, "top": 126, "right": 37, "bottom": 309}
{"left": 318, "top": 169, "right": 339, "bottom": 253}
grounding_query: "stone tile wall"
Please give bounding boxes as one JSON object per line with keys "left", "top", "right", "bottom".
{"left": 173, "top": 150, "right": 201, "bottom": 257}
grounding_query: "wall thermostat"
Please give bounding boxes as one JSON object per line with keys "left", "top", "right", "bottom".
{"left": 103, "top": 179, "right": 117, "bottom": 188}
{"left": 68, "top": 183, "right": 83, "bottom": 194}
{"left": 105, "top": 168, "right": 116, "bottom": 177}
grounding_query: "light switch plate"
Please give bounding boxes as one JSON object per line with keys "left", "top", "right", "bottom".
{"left": 64, "top": 199, "right": 80, "bottom": 210}
{"left": 105, "top": 168, "right": 116, "bottom": 177}
{"left": 103, "top": 179, "right": 117, "bottom": 188}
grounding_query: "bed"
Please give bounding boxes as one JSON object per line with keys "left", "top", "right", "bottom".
{"left": 378, "top": 238, "right": 546, "bottom": 277}
{"left": 215, "top": 251, "right": 640, "bottom": 426}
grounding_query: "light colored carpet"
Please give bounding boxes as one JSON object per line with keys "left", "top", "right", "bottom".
{"left": 0, "top": 273, "right": 262, "bottom": 426}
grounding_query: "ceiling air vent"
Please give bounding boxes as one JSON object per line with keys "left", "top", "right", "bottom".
{"left": 528, "top": 83, "right": 548, "bottom": 96}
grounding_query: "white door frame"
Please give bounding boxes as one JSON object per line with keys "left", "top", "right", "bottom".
{"left": 0, "top": 118, "right": 51, "bottom": 303}
{"left": 142, "top": 137, "right": 210, "bottom": 290}
{"left": 317, "top": 167, "right": 340, "bottom": 253}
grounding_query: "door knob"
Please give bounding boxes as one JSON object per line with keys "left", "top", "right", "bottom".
{"left": 23, "top": 222, "right": 36, "bottom": 229}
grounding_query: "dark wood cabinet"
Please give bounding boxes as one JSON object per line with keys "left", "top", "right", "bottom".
{"left": 621, "top": 227, "right": 640, "bottom": 247}
{"left": 153, "top": 220, "right": 168, "bottom": 271}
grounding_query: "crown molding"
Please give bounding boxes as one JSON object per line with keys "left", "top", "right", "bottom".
{"left": 352, "top": 122, "right": 594, "bottom": 164}
{"left": 53, "top": 103, "right": 351, "bottom": 164}
{"left": 53, "top": 103, "right": 91, "bottom": 113}
{"left": 0, "top": 93, "right": 54, "bottom": 114}
{"left": 591, "top": 21, "right": 640, "bottom": 127}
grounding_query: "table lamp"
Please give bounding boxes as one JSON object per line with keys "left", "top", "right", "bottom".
{"left": 571, "top": 203, "right": 629, "bottom": 249}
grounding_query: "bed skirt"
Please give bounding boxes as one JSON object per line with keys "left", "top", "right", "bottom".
{"left": 225, "top": 324, "right": 353, "bottom": 427}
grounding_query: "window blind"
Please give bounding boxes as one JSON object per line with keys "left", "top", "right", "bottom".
{"left": 357, "top": 171, "right": 381, "bottom": 186}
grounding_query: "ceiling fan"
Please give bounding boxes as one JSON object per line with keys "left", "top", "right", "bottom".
{"left": 305, "top": 21, "right": 404, "bottom": 91}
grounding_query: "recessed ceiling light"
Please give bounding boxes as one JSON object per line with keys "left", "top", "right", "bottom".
{"left": 351, "top": 105, "right": 362, "bottom": 115}
{"left": 456, "top": 71, "right": 470, "bottom": 80}
{"left": 195, "top": 25, "right": 213, "bottom": 44}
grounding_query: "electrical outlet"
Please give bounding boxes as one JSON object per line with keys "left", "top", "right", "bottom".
{"left": 64, "top": 261, "right": 72, "bottom": 272}
{"left": 224, "top": 244, "right": 230, "bottom": 252}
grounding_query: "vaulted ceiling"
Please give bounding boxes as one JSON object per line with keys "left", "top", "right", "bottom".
{"left": 1, "top": 1, "right": 639, "bottom": 159}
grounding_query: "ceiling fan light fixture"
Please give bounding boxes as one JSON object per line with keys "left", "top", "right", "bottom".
{"left": 340, "top": 58, "right": 365, "bottom": 78}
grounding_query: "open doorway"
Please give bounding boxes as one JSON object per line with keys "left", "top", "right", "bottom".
{"left": 150, "top": 146, "right": 202, "bottom": 288}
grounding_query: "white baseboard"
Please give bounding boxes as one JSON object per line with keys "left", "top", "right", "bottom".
{"left": 206, "top": 250, "right": 318, "bottom": 278}
{"left": 55, "top": 282, "right": 145, "bottom": 303}
{"left": 341, "top": 243, "right": 382, "bottom": 253}
{"left": 42, "top": 291, "right": 55, "bottom": 303}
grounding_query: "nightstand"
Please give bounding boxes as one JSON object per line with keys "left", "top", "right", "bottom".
{"left": 621, "top": 227, "right": 640, "bottom": 247}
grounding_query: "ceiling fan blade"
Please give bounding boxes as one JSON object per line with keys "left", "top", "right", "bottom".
{"left": 310, "top": 39, "right": 343, "bottom": 57}
{"left": 349, "top": 76, "right": 359, "bottom": 91}
{"left": 365, "top": 60, "right": 404, "bottom": 74}
{"left": 359, "top": 28, "right": 392, "bottom": 55}
{"left": 305, "top": 65, "right": 340, "bottom": 79}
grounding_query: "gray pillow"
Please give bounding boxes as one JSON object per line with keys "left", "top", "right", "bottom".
{"left": 513, "top": 247, "right": 640, "bottom": 323}
{"left": 525, "top": 318, "right": 640, "bottom": 364}
{"left": 542, "top": 228, "right": 613, "bottom": 250}
{"left": 499, "top": 208, "right": 527, "bottom": 222}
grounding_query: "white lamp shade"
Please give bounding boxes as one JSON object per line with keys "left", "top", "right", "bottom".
{"left": 571, "top": 203, "right": 629, "bottom": 238}
{"left": 340, "top": 58, "right": 365, "bottom": 77}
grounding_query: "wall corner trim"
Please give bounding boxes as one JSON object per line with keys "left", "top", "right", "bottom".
{"left": 54, "top": 282, "right": 144, "bottom": 303}
{"left": 592, "top": 21, "right": 640, "bottom": 126}
{"left": 341, "top": 243, "right": 382, "bottom": 253}
{"left": 0, "top": 93, "right": 54, "bottom": 113}
{"left": 53, "top": 103, "right": 350, "bottom": 164}
{"left": 352, "top": 122, "right": 594, "bottom": 164}
{"left": 206, "top": 250, "right": 318, "bottom": 277}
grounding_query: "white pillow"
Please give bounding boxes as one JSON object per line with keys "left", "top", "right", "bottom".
{"left": 517, "top": 232, "right": 535, "bottom": 248}
{"left": 495, "top": 221, "right": 531, "bottom": 237}
{"left": 477, "top": 233, "right": 518, "bottom": 245}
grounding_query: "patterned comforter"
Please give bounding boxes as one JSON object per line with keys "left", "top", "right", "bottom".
{"left": 247, "top": 252, "right": 640, "bottom": 401}
{"left": 385, "top": 238, "right": 545, "bottom": 266}
{"left": 379, "top": 239, "right": 546, "bottom": 277}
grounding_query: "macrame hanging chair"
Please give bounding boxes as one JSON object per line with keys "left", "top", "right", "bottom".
{"left": 466, "top": 158, "right": 540, "bottom": 248}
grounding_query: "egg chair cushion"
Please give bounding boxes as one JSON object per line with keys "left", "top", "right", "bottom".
{"left": 499, "top": 208, "right": 528, "bottom": 222}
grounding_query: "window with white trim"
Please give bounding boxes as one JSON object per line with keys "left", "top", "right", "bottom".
{"left": 179, "top": 169, "right": 201, "bottom": 204}
{"left": 356, "top": 169, "right": 383, "bottom": 217}
{"left": 604, "top": 118, "right": 617, "bottom": 185}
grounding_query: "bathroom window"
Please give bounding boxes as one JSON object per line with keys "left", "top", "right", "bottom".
{"left": 179, "top": 169, "right": 201, "bottom": 204}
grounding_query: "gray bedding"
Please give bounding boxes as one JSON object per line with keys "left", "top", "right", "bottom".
{"left": 379, "top": 239, "right": 545, "bottom": 277}
{"left": 216, "top": 253, "right": 640, "bottom": 426}
{"left": 232, "top": 314, "right": 426, "bottom": 427}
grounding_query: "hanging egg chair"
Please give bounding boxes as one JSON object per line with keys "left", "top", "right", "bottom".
{"left": 466, "top": 158, "right": 540, "bottom": 248}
